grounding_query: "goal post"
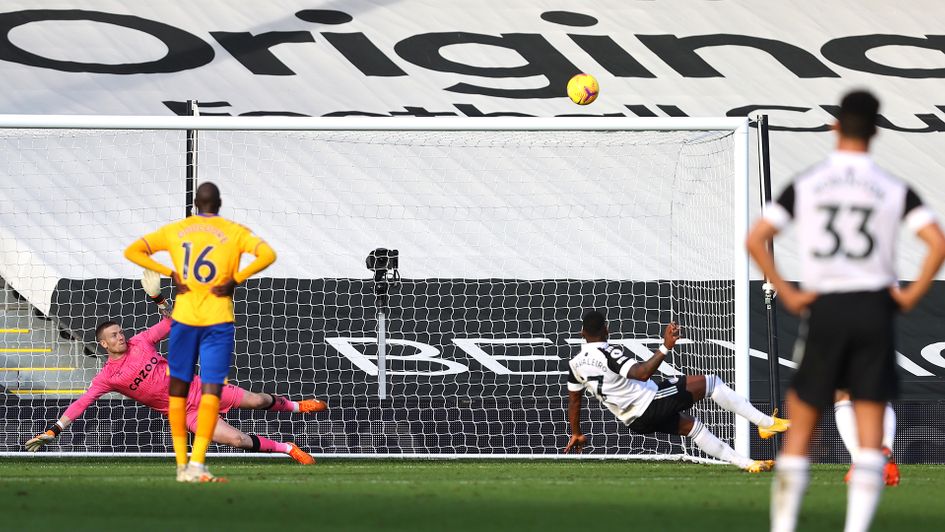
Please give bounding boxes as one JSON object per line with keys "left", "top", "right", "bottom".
{"left": 0, "top": 116, "right": 751, "bottom": 460}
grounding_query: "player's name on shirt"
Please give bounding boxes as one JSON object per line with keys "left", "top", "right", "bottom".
{"left": 810, "top": 169, "right": 886, "bottom": 199}
{"left": 177, "top": 223, "right": 228, "bottom": 241}
{"left": 572, "top": 356, "right": 608, "bottom": 373}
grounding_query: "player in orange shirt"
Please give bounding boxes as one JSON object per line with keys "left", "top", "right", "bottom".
{"left": 125, "top": 182, "right": 276, "bottom": 482}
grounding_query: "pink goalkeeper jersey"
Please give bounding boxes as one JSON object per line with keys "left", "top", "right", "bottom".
{"left": 63, "top": 318, "right": 173, "bottom": 420}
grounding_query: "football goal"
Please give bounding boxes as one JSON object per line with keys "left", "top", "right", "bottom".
{"left": 0, "top": 115, "right": 750, "bottom": 460}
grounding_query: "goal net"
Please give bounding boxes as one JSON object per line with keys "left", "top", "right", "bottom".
{"left": 0, "top": 117, "right": 749, "bottom": 459}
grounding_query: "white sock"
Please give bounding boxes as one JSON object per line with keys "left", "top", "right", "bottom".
{"left": 883, "top": 403, "right": 895, "bottom": 452}
{"left": 291, "top": 401, "right": 300, "bottom": 413}
{"left": 844, "top": 449, "right": 885, "bottom": 532}
{"left": 834, "top": 400, "right": 859, "bottom": 460}
{"left": 705, "top": 375, "right": 774, "bottom": 427}
{"left": 688, "top": 419, "right": 753, "bottom": 469}
{"left": 771, "top": 454, "right": 809, "bottom": 532}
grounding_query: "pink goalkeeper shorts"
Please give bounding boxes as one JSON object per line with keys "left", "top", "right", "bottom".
{"left": 184, "top": 376, "right": 245, "bottom": 432}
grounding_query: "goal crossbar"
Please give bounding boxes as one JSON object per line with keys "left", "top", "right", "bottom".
{"left": 0, "top": 115, "right": 748, "bottom": 132}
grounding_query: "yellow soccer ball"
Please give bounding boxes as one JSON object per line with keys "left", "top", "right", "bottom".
{"left": 567, "top": 73, "right": 599, "bottom": 105}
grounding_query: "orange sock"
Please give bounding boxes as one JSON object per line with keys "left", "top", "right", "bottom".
{"left": 190, "top": 394, "right": 221, "bottom": 466}
{"left": 168, "top": 396, "right": 189, "bottom": 467}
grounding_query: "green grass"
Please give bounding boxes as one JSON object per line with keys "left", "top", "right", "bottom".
{"left": 0, "top": 458, "right": 942, "bottom": 531}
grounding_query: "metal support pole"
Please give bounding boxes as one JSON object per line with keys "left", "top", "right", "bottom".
{"left": 758, "top": 115, "right": 783, "bottom": 417}
{"left": 184, "top": 100, "right": 198, "bottom": 218}
{"left": 378, "top": 310, "right": 387, "bottom": 401}
{"left": 367, "top": 248, "right": 398, "bottom": 401}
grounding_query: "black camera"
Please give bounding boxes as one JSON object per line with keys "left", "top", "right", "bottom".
{"left": 366, "top": 248, "right": 399, "bottom": 282}
{"left": 366, "top": 248, "right": 400, "bottom": 307}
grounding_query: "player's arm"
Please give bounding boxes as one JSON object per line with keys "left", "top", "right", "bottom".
{"left": 130, "top": 315, "right": 172, "bottom": 347}
{"left": 24, "top": 414, "right": 72, "bottom": 452}
{"left": 129, "top": 309, "right": 173, "bottom": 347}
{"left": 127, "top": 231, "right": 192, "bottom": 295}
{"left": 745, "top": 220, "right": 784, "bottom": 291}
{"left": 235, "top": 240, "right": 276, "bottom": 283}
{"left": 563, "top": 367, "right": 587, "bottom": 453}
{"left": 747, "top": 234, "right": 816, "bottom": 313}
{"left": 746, "top": 184, "right": 816, "bottom": 314}
{"left": 141, "top": 269, "right": 170, "bottom": 312}
{"left": 24, "top": 379, "right": 111, "bottom": 451}
{"left": 892, "top": 194, "right": 945, "bottom": 311}
{"left": 125, "top": 240, "right": 172, "bottom": 277}
{"left": 625, "top": 322, "right": 679, "bottom": 381}
{"left": 212, "top": 238, "right": 277, "bottom": 297}
{"left": 129, "top": 269, "right": 174, "bottom": 346}
{"left": 124, "top": 227, "right": 174, "bottom": 277}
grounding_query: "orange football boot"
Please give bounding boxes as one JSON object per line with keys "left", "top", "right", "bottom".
{"left": 297, "top": 399, "right": 328, "bottom": 413}
{"left": 843, "top": 447, "right": 899, "bottom": 486}
{"left": 883, "top": 447, "right": 900, "bottom": 486}
{"left": 287, "top": 442, "right": 316, "bottom": 465}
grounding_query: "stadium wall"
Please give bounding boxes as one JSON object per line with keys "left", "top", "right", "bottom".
{"left": 1, "top": 1, "right": 945, "bottom": 461}
{"left": 0, "top": 278, "right": 938, "bottom": 461}
{"left": 0, "top": 2, "right": 943, "bottom": 280}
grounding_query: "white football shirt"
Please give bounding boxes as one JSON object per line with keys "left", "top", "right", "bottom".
{"left": 764, "top": 151, "right": 935, "bottom": 293}
{"left": 568, "top": 341, "right": 657, "bottom": 424}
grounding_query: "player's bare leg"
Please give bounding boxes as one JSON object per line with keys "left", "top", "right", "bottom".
{"left": 685, "top": 375, "right": 707, "bottom": 399}
{"left": 211, "top": 418, "right": 314, "bottom": 465}
{"left": 676, "top": 413, "right": 771, "bottom": 472}
{"left": 686, "top": 375, "right": 789, "bottom": 437}
{"left": 844, "top": 400, "right": 886, "bottom": 532}
{"left": 771, "top": 390, "right": 819, "bottom": 532}
{"left": 238, "top": 390, "right": 327, "bottom": 413}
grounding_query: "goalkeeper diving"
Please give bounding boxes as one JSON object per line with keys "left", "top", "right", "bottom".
{"left": 24, "top": 270, "right": 326, "bottom": 464}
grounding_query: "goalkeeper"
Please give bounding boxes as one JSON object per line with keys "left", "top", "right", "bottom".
{"left": 24, "top": 271, "right": 325, "bottom": 464}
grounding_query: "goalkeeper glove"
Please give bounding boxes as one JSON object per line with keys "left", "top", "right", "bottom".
{"left": 141, "top": 269, "right": 169, "bottom": 310}
{"left": 25, "top": 423, "right": 62, "bottom": 452}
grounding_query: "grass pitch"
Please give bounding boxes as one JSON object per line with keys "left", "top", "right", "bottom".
{"left": 1, "top": 458, "right": 942, "bottom": 531}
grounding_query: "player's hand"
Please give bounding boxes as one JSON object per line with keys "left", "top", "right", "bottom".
{"left": 211, "top": 278, "right": 238, "bottom": 297}
{"left": 24, "top": 430, "right": 57, "bottom": 452}
{"left": 890, "top": 285, "right": 921, "bottom": 312}
{"left": 171, "top": 271, "right": 189, "bottom": 295}
{"left": 778, "top": 285, "right": 817, "bottom": 315}
{"left": 663, "top": 322, "right": 681, "bottom": 349}
{"left": 142, "top": 269, "right": 170, "bottom": 313}
{"left": 141, "top": 269, "right": 162, "bottom": 298}
{"left": 563, "top": 433, "right": 587, "bottom": 454}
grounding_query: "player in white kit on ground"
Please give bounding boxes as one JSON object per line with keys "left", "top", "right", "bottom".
{"left": 563, "top": 311, "right": 789, "bottom": 472}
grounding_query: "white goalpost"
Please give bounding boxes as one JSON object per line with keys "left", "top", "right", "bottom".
{"left": 0, "top": 116, "right": 750, "bottom": 460}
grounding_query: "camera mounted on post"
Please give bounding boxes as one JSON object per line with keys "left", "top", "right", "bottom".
{"left": 366, "top": 248, "right": 400, "bottom": 307}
